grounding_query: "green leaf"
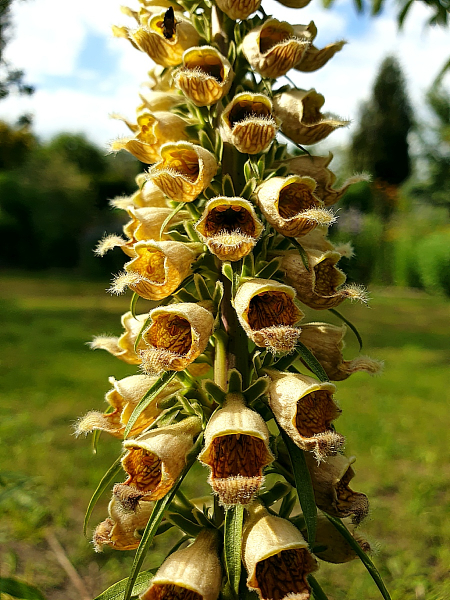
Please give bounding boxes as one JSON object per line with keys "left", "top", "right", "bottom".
{"left": 290, "top": 238, "right": 310, "bottom": 271}
{"left": 240, "top": 178, "right": 257, "bottom": 200}
{"left": 279, "top": 488, "right": 297, "bottom": 518}
{"left": 93, "top": 569, "right": 155, "bottom": 600}
{"left": 255, "top": 256, "right": 282, "bottom": 279}
{"left": 0, "top": 577, "right": 47, "bottom": 600}
{"left": 328, "top": 308, "right": 363, "bottom": 351}
{"left": 159, "top": 202, "right": 186, "bottom": 240}
{"left": 241, "top": 253, "right": 255, "bottom": 278}
{"left": 214, "top": 132, "right": 224, "bottom": 161}
{"left": 296, "top": 341, "right": 329, "bottom": 383}
{"left": 224, "top": 505, "right": 244, "bottom": 597}
{"left": 280, "top": 430, "right": 317, "bottom": 546}
{"left": 222, "top": 173, "right": 236, "bottom": 197}
{"left": 308, "top": 575, "right": 330, "bottom": 600}
{"left": 325, "top": 515, "right": 392, "bottom": 600}
{"left": 166, "top": 512, "right": 203, "bottom": 536}
{"left": 130, "top": 292, "right": 139, "bottom": 318}
{"left": 243, "top": 160, "right": 253, "bottom": 182}
{"left": 122, "top": 434, "right": 204, "bottom": 600}
{"left": 134, "top": 314, "right": 152, "bottom": 353}
{"left": 257, "top": 155, "right": 265, "bottom": 179}
{"left": 91, "top": 428, "right": 101, "bottom": 454}
{"left": 124, "top": 371, "right": 178, "bottom": 439}
{"left": 83, "top": 455, "right": 124, "bottom": 537}
{"left": 198, "top": 130, "right": 215, "bottom": 154}
{"left": 227, "top": 40, "right": 237, "bottom": 65}
{"left": 194, "top": 273, "right": 212, "bottom": 300}
{"left": 222, "top": 261, "right": 234, "bottom": 282}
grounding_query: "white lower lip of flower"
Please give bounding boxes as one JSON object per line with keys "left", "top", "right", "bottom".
{"left": 206, "top": 231, "right": 258, "bottom": 261}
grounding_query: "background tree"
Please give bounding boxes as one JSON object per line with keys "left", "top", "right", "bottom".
{"left": 0, "top": 0, "right": 33, "bottom": 99}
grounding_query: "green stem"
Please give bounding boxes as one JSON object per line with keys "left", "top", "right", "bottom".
{"left": 214, "top": 329, "right": 228, "bottom": 391}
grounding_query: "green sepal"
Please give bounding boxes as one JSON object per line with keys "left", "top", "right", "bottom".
{"left": 257, "top": 155, "right": 265, "bottom": 179}
{"left": 222, "top": 173, "right": 236, "bottom": 197}
{"left": 243, "top": 377, "right": 269, "bottom": 403}
{"left": 166, "top": 512, "right": 203, "bottom": 537}
{"left": 224, "top": 505, "right": 244, "bottom": 598}
{"left": 278, "top": 488, "right": 297, "bottom": 518}
{"left": 222, "top": 261, "right": 234, "bottom": 282}
{"left": 215, "top": 132, "right": 224, "bottom": 161}
{"left": 174, "top": 287, "right": 198, "bottom": 303}
{"left": 255, "top": 256, "right": 282, "bottom": 279}
{"left": 198, "top": 130, "right": 215, "bottom": 155}
{"left": 130, "top": 292, "right": 139, "bottom": 318}
{"left": 243, "top": 159, "right": 253, "bottom": 182}
{"left": 227, "top": 40, "right": 236, "bottom": 65}
{"left": 159, "top": 202, "right": 186, "bottom": 240}
{"left": 258, "top": 481, "right": 291, "bottom": 506}
{"left": 240, "top": 177, "right": 257, "bottom": 200}
{"left": 241, "top": 252, "right": 255, "bottom": 278}
{"left": 194, "top": 273, "right": 213, "bottom": 300}
{"left": 203, "top": 379, "right": 227, "bottom": 405}
{"left": 212, "top": 280, "right": 225, "bottom": 308}
{"left": 227, "top": 369, "right": 243, "bottom": 393}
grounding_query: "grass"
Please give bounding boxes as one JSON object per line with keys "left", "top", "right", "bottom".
{"left": 1, "top": 274, "right": 449, "bottom": 600}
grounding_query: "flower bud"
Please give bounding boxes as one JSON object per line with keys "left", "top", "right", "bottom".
{"left": 110, "top": 240, "right": 199, "bottom": 300}
{"left": 93, "top": 497, "right": 154, "bottom": 552}
{"left": 147, "top": 141, "right": 218, "bottom": 202}
{"left": 75, "top": 374, "right": 182, "bottom": 439}
{"left": 174, "top": 46, "right": 233, "bottom": 106}
{"left": 140, "top": 303, "right": 215, "bottom": 374}
{"left": 281, "top": 249, "right": 368, "bottom": 310}
{"left": 273, "top": 89, "right": 349, "bottom": 146}
{"left": 255, "top": 175, "right": 335, "bottom": 238}
{"left": 243, "top": 503, "right": 318, "bottom": 600}
{"left": 299, "top": 322, "right": 383, "bottom": 381}
{"left": 89, "top": 311, "right": 149, "bottom": 365}
{"left": 267, "top": 370, "right": 344, "bottom": 461}
{"left": 304, "top": 452, "right": 369, "bottom": 523}
{"left": 234, "top": 279, "right": 304, "bottom": 354}
{"left": 129, "top": 11, "right": 200, "bottom": 67}
{"left": 198, "top": 393, "right": 273, "bottom": 505}
{"left": 288, "top": 153, "right": 371, "bottom": 206}
{"left": 115, "top": 416, "right": 202, "bottom": 509}
{"left": 141, "top": 529, "right": 222, "bottom": 600}
{"left": 220, "top": 93, "right": 280, "bottom": 154}
{"left": 195, "top": 197, "right": 264, "bottom": 261}
{"left": 242, "top": 19, "right": 310, "bottom": 78}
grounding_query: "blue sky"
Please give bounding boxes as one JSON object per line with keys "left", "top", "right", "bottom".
{"left": 1, "top": 0, "right": 449, "bottom": 149}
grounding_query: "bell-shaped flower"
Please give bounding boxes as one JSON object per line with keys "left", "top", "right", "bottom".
{"left": 195, "top": 197, "right": 264, "bottom": 261}
{"left": 243, "top": 503, "right": 318, "bottom": 600}
{"left": 304, "top": 452, "right": 369, "bottom": 523}
{"left": 216, "top": 0, "right": 261, "bottom": 20}
{"left": 75, "top": 374, "right": 182, "bottom": 439}
{"left": 298, "top": 322, "right": 383, "bottom": 381}
{"left": 128, "top": 11, "right": 200, "bottom": 67}
{"left": 110, "top": 240, "right": 200, "bottom": 301}
{"left": 139, "top": 302, "right": 215, "bottom": 374}
{"left": 141, "top": 530, "right": 222, "bottom": 600}
{"left": 220, "top": 92, "right": 280, "bottom": 155}
{"left": 93, "top": 497, "right": 154, "bottom": 552}
{"left": 111, "top": 110, "right": 189, "bottom": 164}
{"left": 281, "top": 249, "right": 368, "bottom": 310}
{"left": 198, "top": 393, "right": 274, "bottom": 505}
{"left": 89, "top": 311, "right": 149, "bottom": 365}
{"left": 273, "top": 89, "right": 349, "bottom": 146}
{"left": 289, "top": 153, "right": 370, "bottom": 206}
{"left": 286, "top": 21, "right": 346, "bottom": 73}
{"left": 174, "top": 46, "right": 233, "bottom": 107}
{"left": 147, "top": 141, "right": 218, "bottom": 202}
{"left": 115, "top": 416, "right": 202, "bottom": 509}
{"left": 267, "top": 370, "right": 344, "bottom": 461}
{"left": 234, "top": 279, "right": 304, "bottom": 354}
{"left": 110, "top": 176, "right": 169, "bottom": 211}
{"left": 255, "top": 175, "right": 335, "bottom": 238}
{"left": 242, "top": 18, "right": 310, "bottom": 79}
{"left": 138, "top": 89, "right": 182, "bottom": 112}
{"left": 297, "top": 225, "right": 354, "bottom": 259}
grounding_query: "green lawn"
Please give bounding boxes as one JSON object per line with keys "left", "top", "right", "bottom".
{"left": 1, "top": 274, "right": 449, "bottom": 600}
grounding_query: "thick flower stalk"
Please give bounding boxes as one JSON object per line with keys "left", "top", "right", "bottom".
{"left": 76, "top": 2, "right": 391, "bottom": 599}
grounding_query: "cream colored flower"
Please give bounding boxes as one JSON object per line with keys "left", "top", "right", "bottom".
{"left": 255, "top": 175, "right": 335, "bottom": 238}
{"left": 147, "top": 142, "right": 218, "bottom": 202}
{"left": 138, "top": 90, "right": 182, "bottom": 112}
{"left": 221, "top": 93, "right": 280, "bottom": 155}
{"left": 174, "top": 46, "right": 233, "bottom": 107}
{"left": 281, "top": 249, "right": 368, "bottom": 310}
{"left": 140, "top": 303, "right": 215, "bottom": 374}
{"left": 110, "top": 177, "right": 169, "bottom": 211}
{"left": 299, "top": 322, "right": 383, "bottom": 381}
{"left": 75, "top": 374, "right": 182, "bottom": 439}
{"left": 234, "top": 279, "right": 304, "bottom": 354}
{"left": 273, "top": 89, "right": 349, "bottom": 146}
{"left": 267, "top": 370, "right": 344, "bottom": 460}
{"left": 298, "top": 225, "right": 354, "bottom": 258}
{"left": 110, "top": 240, "right": 200, "bottom": 301}
{"left": 242, "top": 18, "right": 310, "bottom": 79}
{"left": 89, "top": 311, "right": 149, "bottom": 365}
{"left": 111, "top": 111, "right": 189, "bottom": 164}
{"left": 129, "top": 11, "right": 199, "bottom": 67}
{"left": 288, "top": 153, "right": 371, "bottom": 207}
{"left": 295, "top": 40, "right": 346, "bottom": 72}
{"left": 115, "top": 417, "right": 202, "bottom": 509}
{"left": 243, "top": 503, "right": 318, "bottom": 600}
{"left": 93, "top": 497, "right": 154, "bottom": 552}
{"left": 216, "top": 0, "right": 261, "bottom": 20}
{"left": 145, "top": 64, "right": 178, "bottom": 92}
{"left": 198, "top": 393, "right": 273, "bottom": 505}
{"left": 141, "top": 530, "right": 222, "bottom": 600}
{"left": 195, "top": 197, "right": 264, "bottom": 261}
{"left": 305, "top": 452, "right": 370, "bottom": 523}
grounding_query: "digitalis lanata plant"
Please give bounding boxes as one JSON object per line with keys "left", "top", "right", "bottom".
{"left": 76, "top": 1, "right": 390, "bottom": 598}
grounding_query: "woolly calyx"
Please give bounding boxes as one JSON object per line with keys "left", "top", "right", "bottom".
{"left": 89, "top": 311, "right": 149, "bottom": 365}
{"left": 198, "top": 393, "right": 273, "bottom": 505}
{"left": 243, "top": 503, "right": 318, "bottom": 600}
{"left": 140, "top": 303, "right": 215, "bottom": 374}
{"left": 267, "top": 370, "right": 344, "bottom": 461}
{"left": 195, "top": 197, "right": 264, "bottom": 261}
{"left": 147, "top": 141, "right": 218, "bottom": 202}
{"left": 220, "top": 92, "right": 280, "bottom": 155}
{"left": 141, "top": 529, "right": 222, "bottom": 600}
{"left": 234, "top": 279, "right": 304, "bottom": 354}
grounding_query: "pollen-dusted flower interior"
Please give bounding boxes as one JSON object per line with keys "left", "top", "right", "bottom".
{"left": 295, "top": 390, "right": 339, "bottom": 437}
{"left": 134, "top": 248, "right": 166, "bottom": 282}
{"left": 228, "top": 99, "right": 271, "bottom": 127}
{"left": 160, "top": 148, "right": 200, "bottom": 182}
{"left": 144, "top": 583, "right": 202, "bottom": 600}
{"left": 210, "top": 434, "right": 267, "bottom": 478}
{"left": 204, "top": 205, "right": 257, "bottom": 236}
{"left": 259, "top": 25, "right": 292, "bottom": 53}
{"left": 123, "top": 448, "right": 162, "bottom": 491}
{"left": 255, "top": 548, "right": 314, "bottom": 600}
{"left": 247, "top": 291, "right": 298, "bottom": 330}
{"left": 145, "top": 314, "right": 193, "bottom": 355}
{"left": 278, "top": 182, "right": 318, "bottom": 218}
{"left": 185, "top": 53, "right": 225, "bottom": 82}
{"left": 314, "top": 259, "right": 342, "bottom": 295}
